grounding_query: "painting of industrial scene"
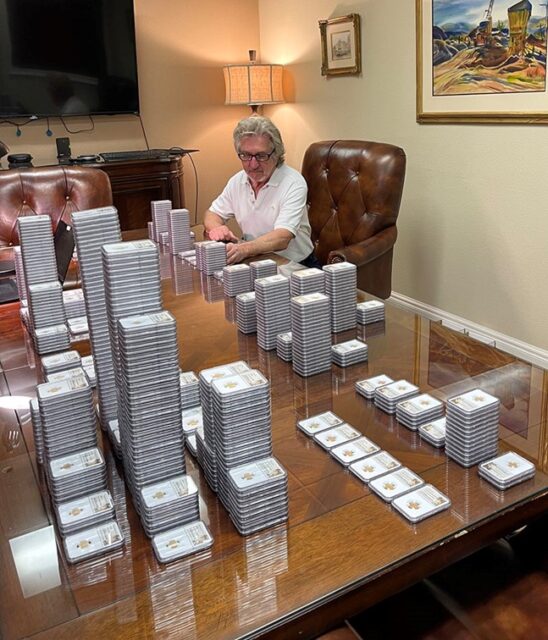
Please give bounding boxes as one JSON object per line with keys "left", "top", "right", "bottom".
{"left": 432, "top": 0, "right": 547, "bottom": 95}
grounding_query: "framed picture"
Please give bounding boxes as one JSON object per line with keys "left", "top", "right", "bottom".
{"left": 319, "top": 14, "right": 361, "bottom": 76}
{"left": 416, "top": 0, "right": 548, "bottom": 123}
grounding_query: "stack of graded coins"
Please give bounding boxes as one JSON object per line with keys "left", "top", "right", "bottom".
{"left": 445, "top": 388, "right": 500, "bottom": 467}
{"left": 355, "top": 374, "right": 394, "bottom": 400}
{"left": 194, "top": 241, "right": 217, "bottom": 271}
{"left": 18, "top": 215, "right": 71, "bottom": 352}
{"left": 72, "top": 206, "right": 122, "bottom": 428}
{"left": 418, "top": 417, "right": 447, "bottom": 448}
{"left": 116, "top": 312, "right": 185, "bottom": 512}
{"left": 291, "top": 293, "right": 331, "bottom": 376}
{"left": 102, "top": 240, "right": 162, "bottom": 401}
{"left": 62, "top": 519, "right": 124, "bottom": 564}
{"left": 197, "top": 361, "right": 251, "bottom": 492}
{"left": 13, "top": 246, "right": 27, "bottom": 304}
{"left": 148, "top": 221, "right": 154, "bottom": 240}
{"left": 235, "top": 291, "right": 257, "bottom": 334}
{"left": 276, "top": 331, "right": 292, "bottom": 361}
{"left": 396, "top": 393, "right": 445, "bottom": 431}
{"left": 28, "top": 281, "right": 67, "bottom": 330}
{"left": 182, "top": 405, "right": 202, "bottom": 440}
{"left": 62, "top": 289, "right": 86, "bottom": 319}
{"left": 478, "top": 451, "right": 535, "bottom": 489}
{"left": 67, "top": 316, "right": 88, "bottom": 338}
{"left": 323, "top": 262, "right": 357, "bottom": 333}
{"left": 250, "top": 258, "right": 277, "bottom": 282}
{"left": 255, "top": 275, "right": 291, "bottom": 351}
{"left": 45, "top": 366, "right": 87, "bottom": 384}
{"left": 151, "top": 199, "right": 172, "bottom": 243}
{"left": 81, "top": 355, "right": 96, "bottom": 387}
{"left": 202, "top": 241, "right": 227, "bottom": 276}
{"left": 356, "top": 300, "right": 385, "bottom": 324}
{"left": 290, "top": 267, "right": 325, "bottom": 296}
{"left": 18, "top": 216, "right": 59, "bottom": 286}
{"left": 374, "top": 379, "right": 420, "bottom": 414}
{"left": 106, "top": 418, "right": 122, "bottom": 458}
{"left": 179, "top": 249, "right": 196, "bottom": 264}
{"left": 210, "top": 369, "right": 272, "bottom": 509}
{"left": 139, "top": 474, "right": 200, "bottom": 537}
{"left": 41, "top": 350, "right": 82, "bottom": 376}
{"left": 47, "top": 447, "right": 107, "bottom": 504}
{"left": 180, "top": 371, "right": 200, "bottom": 409}
{"left": 37, "top": 374, "right": 98, "bottom": 461}
{"left": 223, "top": 264, "right": 252, "bottom": 297}
{"left": 168, "top": 208, "right": 192, "bottom": 255}
{"left": 331, "top": 339, "right": 368, "bottom": 367}
{"left": 33, "top": 326, "right": 70, "bottom": 353}
{"left": 226, "top": 457, "right": 289, "bottom": 535}
{"left": 55, "top": 489, "right": 115, "bottom": 536}
{"left": 29, "top": 398, "right": 45, "bottom": 464}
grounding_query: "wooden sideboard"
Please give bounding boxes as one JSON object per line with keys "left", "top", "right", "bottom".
{"left": 90, "top": 156, "right": 185, "bottom": 231}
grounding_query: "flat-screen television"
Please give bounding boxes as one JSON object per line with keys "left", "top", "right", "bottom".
{"left": 0, "top": 0, "right": 140, "bottom": 117}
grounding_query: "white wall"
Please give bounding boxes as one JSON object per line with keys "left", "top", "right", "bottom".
{"left": 259, "top": 0, "right": 548, "bottom": 351}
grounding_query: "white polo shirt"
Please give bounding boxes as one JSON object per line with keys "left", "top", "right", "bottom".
{"left": 209, "top": 164, "right": 314, "bottom": 263}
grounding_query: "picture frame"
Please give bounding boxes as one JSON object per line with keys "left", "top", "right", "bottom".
{"left": 416, "top": 0, "right": 548, "bottom": 124}
{"left": 319, "top": 14, "right": 361, "bottom": 76}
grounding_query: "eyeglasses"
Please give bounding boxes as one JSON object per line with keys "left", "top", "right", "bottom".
{"left": 237, "top": 149, "right": 275, "bottom": 163}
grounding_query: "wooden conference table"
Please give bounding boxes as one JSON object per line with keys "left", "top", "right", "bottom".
{"left": 0, "top": 249, "right": 547, "bottom": 640}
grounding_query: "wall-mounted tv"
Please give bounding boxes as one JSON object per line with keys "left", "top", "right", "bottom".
{"left": 0, "top": 0, "right": 140, "bottom": 117}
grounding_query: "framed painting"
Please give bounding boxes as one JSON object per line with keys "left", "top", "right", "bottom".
{"left": 319, "top": 14, "right": 361, "bottom": 76}
{"left": 416, "top": 0, "right": 548, "bottom": 123}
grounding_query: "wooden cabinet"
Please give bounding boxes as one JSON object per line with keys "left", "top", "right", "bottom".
{"left": 93, "top": 156, "right": 184, "bottom": 231}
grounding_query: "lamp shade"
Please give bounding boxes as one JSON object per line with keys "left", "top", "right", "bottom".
{"left": 223, "top": 63, "right": 284, "bottom": 107}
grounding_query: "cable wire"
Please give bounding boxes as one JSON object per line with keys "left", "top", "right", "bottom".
{"left": 185, "top": 151, "right": 200, "bottom": 227}
{"left": 138, "top": 114, "right": 150, "bottom": 150}
{"left": 60, "top": 115, "right": 95, "bottom": 134}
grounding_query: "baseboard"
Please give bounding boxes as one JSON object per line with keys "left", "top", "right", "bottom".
{"left": 389, "top": 292, "right": 548, "bottom": 369}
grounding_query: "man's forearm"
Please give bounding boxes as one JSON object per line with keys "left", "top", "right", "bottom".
{"left": 243, "top": 229, "right": 292, "bottom": 256}
{"left": 203, "top": 210, "right": 225, "bottom": 233}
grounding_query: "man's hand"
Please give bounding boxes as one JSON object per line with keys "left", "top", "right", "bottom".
{"left": 226, "top": 242, "right": 251, "bottom": 265}
{"left": 207, "top": 225, "right": 239, "bottom": 243}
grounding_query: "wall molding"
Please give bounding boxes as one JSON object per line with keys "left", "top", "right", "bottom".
{"left": 389, "top": 292, "right": 548, "bottom": 370}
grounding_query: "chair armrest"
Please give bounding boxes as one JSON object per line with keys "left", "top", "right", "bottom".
{"left": 328, "top": 225, "right": 397, "bottom": 267}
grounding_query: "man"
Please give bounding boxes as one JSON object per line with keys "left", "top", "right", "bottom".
{"left": 204, "top": 116, "right": 317, "bottom": 266}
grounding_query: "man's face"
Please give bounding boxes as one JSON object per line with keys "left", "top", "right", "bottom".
{"left": 238, "top": 134, "right": 277, "bottom": 187}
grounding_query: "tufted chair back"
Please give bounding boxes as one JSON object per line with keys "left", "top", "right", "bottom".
{"left": 0, "top": 165, "right": 112, "bottom": 249}
{"left": 301, "top": 140, "right": 406, "bottom": 299}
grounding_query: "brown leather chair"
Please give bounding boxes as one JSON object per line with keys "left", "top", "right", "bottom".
{"left": 0, "top": 165, "right": 113, "bottom": 250}
{"left": 301, "top": 140, "right": 406, "bottom": 299}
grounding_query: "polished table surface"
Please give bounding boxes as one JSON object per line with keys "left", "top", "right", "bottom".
{"left": 0, "top": 251, "right": 547, "bottom": 640}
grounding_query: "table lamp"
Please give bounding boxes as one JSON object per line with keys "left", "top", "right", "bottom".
{"left": 223, "top": 50, "right": 284, "bottom": 113}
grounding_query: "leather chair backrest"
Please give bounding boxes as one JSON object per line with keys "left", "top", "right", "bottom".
{"left": 0, "top": 165, "right": 113, "bottom": 248}
{"left": 301, "top": 140, "right": 406, "bottom": 265}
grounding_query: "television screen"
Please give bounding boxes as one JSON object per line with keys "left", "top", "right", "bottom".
{"left": 0, "top": 0, "right": 140, "bottom": 117}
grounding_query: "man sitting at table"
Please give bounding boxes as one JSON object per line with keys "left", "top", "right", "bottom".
{"left": 204, "top": 116, "right": 318, "bottom": 267}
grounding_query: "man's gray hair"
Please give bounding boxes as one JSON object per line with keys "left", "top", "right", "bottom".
{"left": 233, "top": 116, "right": 285, "bottom": 166}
